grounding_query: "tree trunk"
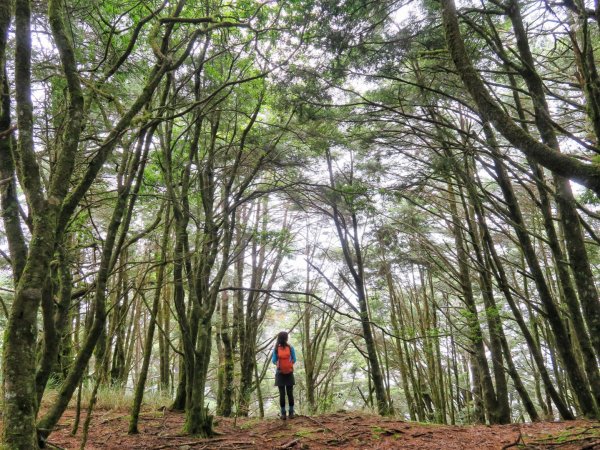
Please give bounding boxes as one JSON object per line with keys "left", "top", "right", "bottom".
{"left": 459, "top": 178, "right": 510, "bottom": 424}
{"left": 324, "top": 148, "right": 390, "bottom": 416}
{"left": 2, "top": 0, "right": 56, "bottom": 446}
{"left": 447, "top": 181, "right": 500, "bottom": 424}
{"left": 185, "top": 323, "right": 213, "bottom": 436}
{"left": 440, "top": 0, "right": 600, "bottom": 194}
{"left": 217, "top": 289, "right": 234, "bottom": 417}
{"left": 129, "top": 208, "right": 170, "bottom": 433}
{"left": 484, "top": 124, "right": 597, "bottom": 418}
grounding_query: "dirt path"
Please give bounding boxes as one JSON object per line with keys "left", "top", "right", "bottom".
{"left": 47, "top": 409, "right": 600, "bottom": 449}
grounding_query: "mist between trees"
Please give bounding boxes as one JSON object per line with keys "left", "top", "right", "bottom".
{"left": 0, "top": 0, "right": 599, "bottom": 447}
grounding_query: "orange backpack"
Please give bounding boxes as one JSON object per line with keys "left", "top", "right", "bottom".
{"left": 277, "top": 345, "right": 293, "bottom": 374}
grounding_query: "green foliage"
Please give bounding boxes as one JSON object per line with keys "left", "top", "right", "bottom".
{"left": 579, "top": 188, "right": 600, "bottom": 205}
{"left": 5, "top": 0, "right": 600, "bottom": 435}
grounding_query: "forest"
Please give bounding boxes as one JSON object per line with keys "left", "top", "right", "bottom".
{"left": 0, "top": 0, "right": 600, "bottom": 448}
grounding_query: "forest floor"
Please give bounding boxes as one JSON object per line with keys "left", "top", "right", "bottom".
{"left": 47, "top": 408, "right": 600, "bottom": 450}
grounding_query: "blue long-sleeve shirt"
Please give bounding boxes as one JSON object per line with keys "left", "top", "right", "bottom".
{"left": 272, "top": 345, "right": 296, "bottom": 364}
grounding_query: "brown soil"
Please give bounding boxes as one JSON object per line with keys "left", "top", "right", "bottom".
{"left": 47, "top": 409, "right": 600, "bottom": 450}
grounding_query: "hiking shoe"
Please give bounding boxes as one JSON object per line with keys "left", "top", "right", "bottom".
{"left": 280, "top": 413, "right": 287, "bottom": 421}
{"left": 289, "top": 411, "right": 295, "bottom": 419}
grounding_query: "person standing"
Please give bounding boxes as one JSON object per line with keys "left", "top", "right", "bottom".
{"left": 272, "top": 331, "right": 296, "bottom": 420}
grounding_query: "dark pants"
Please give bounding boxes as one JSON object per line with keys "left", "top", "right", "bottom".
{"left": 278, "top": 385, "right": 294, "bottom": 409}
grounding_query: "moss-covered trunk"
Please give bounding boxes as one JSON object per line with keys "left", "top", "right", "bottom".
{"left": 185, "top": 323, "right": 213, "bottom": 436}
{"left": 4, "top": 235, "right": 55, "bottom": 448}
{"left": 485, "top": 125, "right": 597, "bottom": 418}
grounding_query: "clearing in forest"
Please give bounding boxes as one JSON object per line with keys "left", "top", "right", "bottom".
{"left": 47, "top": 409, "right": 600, "bottom": 449}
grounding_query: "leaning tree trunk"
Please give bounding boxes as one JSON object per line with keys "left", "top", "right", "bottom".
{"left": 459, "top": 168, "right": 540, "bottom": 421}
{"left": 439, "top": 0, "right": 600, "bottom": 195}
{"left": 447, "top": 180, "right": 500, "bottom": 424}
{"left": 505, "top": 0, "right": 600, "bottom": 406}
{"left": 459, "top": 163, "right": 511, "bottom": 424}
{"left": 324, "top": 149, "right": 390, "bottom": 416}
{"left": 484, "top": 124, "right": 597, "bottom": 418}
{"left": 129, "top": 206, "right": 170, "bottom": 433}
{"left": 38, "top": 124, "right": 155, "bottom": 443}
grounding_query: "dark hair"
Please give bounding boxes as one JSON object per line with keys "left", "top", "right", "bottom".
{"left": 276, "top": 331, "right": 289, "bottom": 348}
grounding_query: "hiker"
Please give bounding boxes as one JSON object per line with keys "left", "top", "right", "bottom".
{"left": 272, "top": 331, "right": 296, "bottom": 420}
